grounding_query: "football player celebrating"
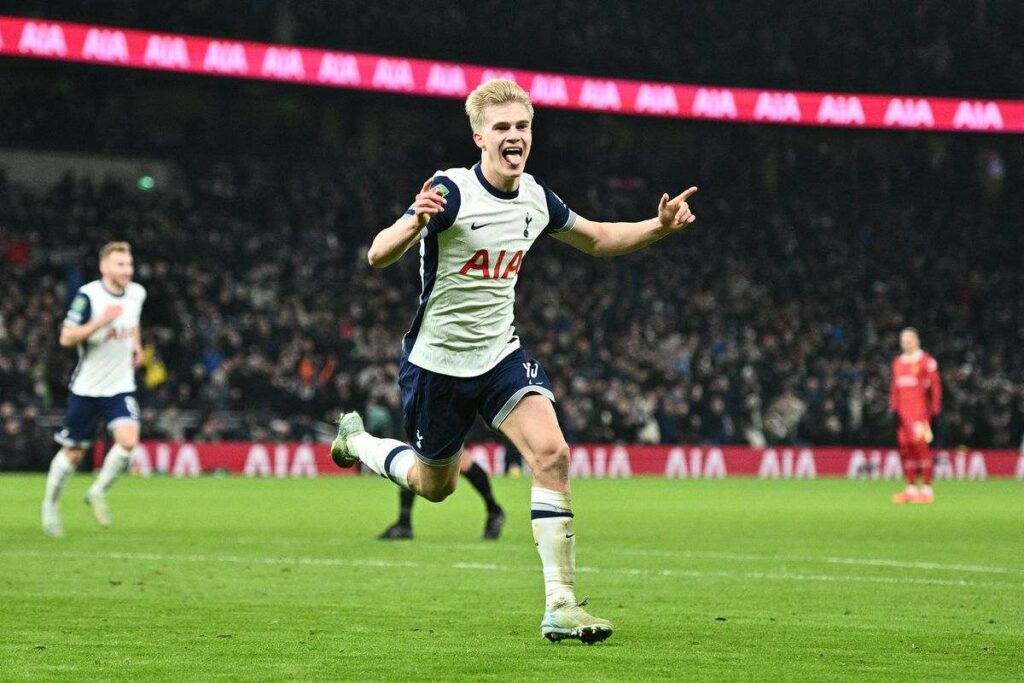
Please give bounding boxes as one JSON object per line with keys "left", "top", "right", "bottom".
{"left": 331, "top": 79, "right": 698, "bottom": 643}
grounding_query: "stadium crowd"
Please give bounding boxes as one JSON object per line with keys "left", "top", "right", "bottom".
{"left": 2, "top": 109, "right": 1022, "bottom": 468}
{"left": 4, "top": 0, "right": 1021, "bottom": 97}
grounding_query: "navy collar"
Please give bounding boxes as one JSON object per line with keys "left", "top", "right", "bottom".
{"left": 100, "top": 280, "right": 127, "bottom": 297}
{"left": 474, "top": 163, "right": 519, "bottom": 199}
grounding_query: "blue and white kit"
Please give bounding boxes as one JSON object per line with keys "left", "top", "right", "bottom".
{"left": 55, "top": 279, "right": 146, "bottom": 448}
{"left": 399, "top": 163, "right": 576, "bottom": 464}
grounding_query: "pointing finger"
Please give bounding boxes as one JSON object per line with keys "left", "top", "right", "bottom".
{"left": 420, "top": 178, "right": 433, "bottom": 193}
{"left": 670, "top": 186, "right": 699, "bottom": 205}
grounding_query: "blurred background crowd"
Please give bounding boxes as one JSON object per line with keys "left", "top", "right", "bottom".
{"left": 1, "top": 1, "right": 1022, "bottom": 469}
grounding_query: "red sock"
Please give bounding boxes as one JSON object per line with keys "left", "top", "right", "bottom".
{"left": 900, "top": 446, "right": 917, "bottom": 486}
{"left": 917, "top": 443, "right": 933, "bottom": 486}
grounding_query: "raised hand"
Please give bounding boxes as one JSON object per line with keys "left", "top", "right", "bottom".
{"left": 411, "top": 178, "right": 448, "bottom": 229}
{"left": 657, "top": 186, "right": 698, "bottom": 231}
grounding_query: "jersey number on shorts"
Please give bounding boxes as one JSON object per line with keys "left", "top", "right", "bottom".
{"left": 523, "top": 361, "right": 539, "bottom": 384}
{"left": 125, "top": 396, "right": 140, "bottom": 421}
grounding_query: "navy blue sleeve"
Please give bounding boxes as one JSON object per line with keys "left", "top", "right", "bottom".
{"left": 536, "top": 178, "right": 578, "bottom": 234}
{"left": 63, "top": 289, "right": 91, "bottom": 326}
{"left": 402, "top": 175, "right": 461, "bottom": 236}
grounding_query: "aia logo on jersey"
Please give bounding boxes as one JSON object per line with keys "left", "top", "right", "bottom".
{"left": 104, "top": 327, "right": 135, "bottom": 341}
{"left": 459, "top": 249, "right": 524, "bottom": 279}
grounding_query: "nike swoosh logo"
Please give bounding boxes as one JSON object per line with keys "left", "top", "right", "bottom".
{"left": 470, "top": 222, "right": 493, "bottom": 230}
{"left": 565, "top": 534, "right": 575, "bottom": 539}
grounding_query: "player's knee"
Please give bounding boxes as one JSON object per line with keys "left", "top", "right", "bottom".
{"left": 112, "top": 424, "right": 140, "bottom": 449}
{"left": 62, "top": 447, "right": 85, "bottom": 464}
{"left": 533, "top": 441, "right": 570, "bottom": 483}
{"left": 420, "top": 478, "right": 457, "bottom": 503}
{"left": 420, "top": 489, "right": 447, "bottom": 503}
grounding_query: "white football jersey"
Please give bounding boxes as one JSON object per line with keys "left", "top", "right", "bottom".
{"left": 403, "top": 164, "right": 576, "bottom": 377}
{"left": 63, "top": 280, "right": 146, "bottom": 396}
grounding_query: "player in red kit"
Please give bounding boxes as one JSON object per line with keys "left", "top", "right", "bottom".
{"left": 889, "top": 328, "right": 942, "bottom": 503}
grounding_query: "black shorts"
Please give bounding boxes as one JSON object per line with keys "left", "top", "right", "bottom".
{"left": 55, "top": 392, "right": 140, "bottom": 448}
{"left": 399, "top": 347, "right": 554, "bottom": 466}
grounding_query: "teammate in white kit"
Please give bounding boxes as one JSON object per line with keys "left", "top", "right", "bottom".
{"left": 330, "top": 80, "right": 698, "bottom": 643}
{"left": 42, "top": 242, "right": 146, "bottom": 537}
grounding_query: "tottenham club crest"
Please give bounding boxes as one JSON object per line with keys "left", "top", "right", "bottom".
{"left": 523, "top": 213, "right": 533, "bottom": 238}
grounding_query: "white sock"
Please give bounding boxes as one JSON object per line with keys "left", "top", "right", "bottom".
{"left": 349, "top": 433, "right": 415, "bottom": 489}
{"left": 44, "top": 450, "right": 76, "bottom": 505}
{"left": 531, "top": 486, "right": 577, "bottom": 610}
{"left": 90, "top": 443, "right": 133, "bottom": 494}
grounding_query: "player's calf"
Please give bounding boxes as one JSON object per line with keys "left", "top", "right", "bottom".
{"left": 916, "top": 450, "right": 935, "bottom": 503}
{"left": 408, "top": 462, "right": 460, "bottom": 502}
{"left": 82, "top": 442, "right": 134, "bottom": 528}
{"left": 41, "top": 448, "right": 78, "bottom": 536}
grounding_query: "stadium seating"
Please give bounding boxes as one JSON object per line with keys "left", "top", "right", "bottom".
{"left": 1, "top": 114, "right": 1021, "bottom": 469}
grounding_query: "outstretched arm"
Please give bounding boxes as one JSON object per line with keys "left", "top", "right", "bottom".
{"left": 553, "top": 187, "right": 698, "bottom": 257}
{"left": 367, "top": 179, "right": 447, "bottom": 268}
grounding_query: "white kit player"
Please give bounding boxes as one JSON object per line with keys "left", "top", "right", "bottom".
{"left": 42, "top": 242, "right": 146, "bottom": 537}
{"left": 330, "top": 80, "right": 699, "bottom": 643}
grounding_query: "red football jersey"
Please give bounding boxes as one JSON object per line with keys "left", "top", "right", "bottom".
{"left": 890, "top": 352, "right": 942, "bottom": 419}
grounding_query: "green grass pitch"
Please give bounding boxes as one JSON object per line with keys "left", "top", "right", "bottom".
{"left": 1, "top": 474, "right": 1021, "bottom": 681}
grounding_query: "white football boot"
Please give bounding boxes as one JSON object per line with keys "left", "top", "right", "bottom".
{"left": 41, "top": 501, "right": 64, "bottom": 538}
{"left": 541, "top": 599, "right": 613, "bottom": 644}
{"left": 85, "top": 489, "right": 112, "bottom": 528}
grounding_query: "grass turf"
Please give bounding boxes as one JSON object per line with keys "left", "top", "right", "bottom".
{"left": 1, "top": 474, "right": 1022, "bottom": 681}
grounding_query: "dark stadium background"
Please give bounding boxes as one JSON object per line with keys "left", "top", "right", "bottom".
{"left": 1, "top": 1, "right": 1022, "bottom": 471}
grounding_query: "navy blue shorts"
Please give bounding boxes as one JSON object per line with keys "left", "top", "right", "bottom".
{"left": 55, "top": 392, "right": 140, "bottom": 448}
{"left": 399, "top": 347, "right": 554, "bottom": 466}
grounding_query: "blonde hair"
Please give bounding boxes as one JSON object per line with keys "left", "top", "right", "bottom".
{"left": 465, "top": 79, "right": 534, "bottom": 132}
{"left": 99, "top": 241, "right": 132, "bottom": 260}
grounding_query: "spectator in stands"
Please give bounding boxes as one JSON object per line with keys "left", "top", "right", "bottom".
{"left": 0, "top": 94, "right": 1021, "bottom": 467}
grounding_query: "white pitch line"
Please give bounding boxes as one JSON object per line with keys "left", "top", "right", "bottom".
{"left": 425, "top": 543, "right": 1024, "bottom": 575}
{"left": 1, "top": 549, "right": 1021, "bottom": 590}
{"left": 616, "top": 548, "right": 1024, "bottom": 575}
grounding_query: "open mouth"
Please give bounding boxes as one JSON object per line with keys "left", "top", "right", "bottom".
{"left": 501, "top": 146, "right": 524, "bottom": 168}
